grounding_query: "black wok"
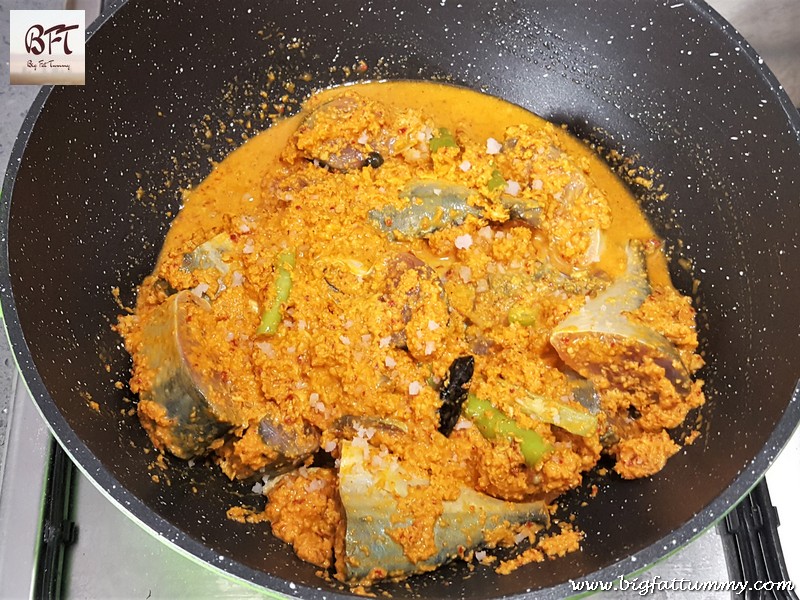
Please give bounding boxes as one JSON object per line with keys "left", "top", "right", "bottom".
{"left": 2, "top": 0, "right": 799, "bottom": 597}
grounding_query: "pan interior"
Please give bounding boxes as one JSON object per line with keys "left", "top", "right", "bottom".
{"left": 2, "top": 0, "right": 799, "bottom": 598}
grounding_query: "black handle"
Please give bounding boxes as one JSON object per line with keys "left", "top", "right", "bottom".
{"left": 720, "top": 478, "right": 798, "bottom": 600}
{"left": 33, "top": 441, "right": 77, "bottom": 600}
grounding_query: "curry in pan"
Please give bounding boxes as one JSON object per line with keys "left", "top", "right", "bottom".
{"left": 117, "top": 81, "right": 705, "bottom": 585}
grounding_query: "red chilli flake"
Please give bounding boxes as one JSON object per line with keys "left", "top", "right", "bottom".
{"left": 645, "top": 237, "right": 663, "bottom": 252}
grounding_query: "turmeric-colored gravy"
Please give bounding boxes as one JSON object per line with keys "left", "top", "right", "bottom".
{"left": 117, "top": 81, "right": 705, "bottom": 585}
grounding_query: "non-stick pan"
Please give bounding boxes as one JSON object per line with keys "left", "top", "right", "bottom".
{"left": 2, "top": 0, "right": 799, "bottom": 597}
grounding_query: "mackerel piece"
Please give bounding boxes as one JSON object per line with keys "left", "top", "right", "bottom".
{"left": 368, "top": 181, "right": 482, "bottom": 239}
{"left": 137, "top": 291, "right": 235, "bottom": 459}
{"left": 337, "top": 440, "right": 548, "bottom": 582}
{"left": 550, "top": 244, "right": 691, "bottom": 395}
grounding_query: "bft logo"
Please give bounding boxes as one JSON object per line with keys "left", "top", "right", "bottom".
{"left": 25, "top": 23, "right": 81, "bottom": 56}
{"left": 10, "top": 10, "right": 86, "bottom": 85}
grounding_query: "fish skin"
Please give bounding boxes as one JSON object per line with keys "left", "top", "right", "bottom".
{"left": 337, "top": 440, "right": 548, "bottom": 583}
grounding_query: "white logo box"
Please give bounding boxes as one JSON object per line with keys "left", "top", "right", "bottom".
{"left": 10, "top": 10, "right": 86, "bottom": 86}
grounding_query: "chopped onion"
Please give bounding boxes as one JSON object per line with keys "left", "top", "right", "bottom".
{"left": 504, "top": 180, "right": 521, "bottom": 196}
{"left": 305, "top": 478, "right": 327, "bottom": 493}
{"left": 191, "top": 282, "right": 209, "bottom": 298}
{"left": 455, "top": 234, "right": 473, "bottom": 250}
{"left": 351, "top": 436, "right": 369, "bottom": 449}
{"left": 256, "top": 341, "right": 275, "bottom": 358}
